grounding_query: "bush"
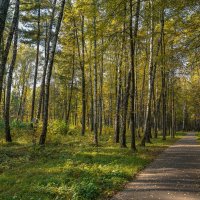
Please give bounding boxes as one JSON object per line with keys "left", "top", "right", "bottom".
{"left": 72, "top": 178, "right": 100, "bottom": 200}
{"left": 0, "top": 120, "right": 31, "bottom": 131}
{"left": 0, "top": 120, "right": 4, "bottom": 130}
{"left": 48, "top": 120, "right": 68, "bottom": 135}
{"left": 11, "top": 120, "right": 32, "bottom": 130}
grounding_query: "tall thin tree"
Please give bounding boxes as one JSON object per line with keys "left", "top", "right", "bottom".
{"left": 4, "top": 0, "right": 19, "bottom": 142}
{"left": 129, "top": 0, "right": 140, "bottom": 151}
{"left": 31, "top": 0, "right": 41, "bottom": 121}
{"left": 39, "top": 0, "right": 66, "bottom": 145}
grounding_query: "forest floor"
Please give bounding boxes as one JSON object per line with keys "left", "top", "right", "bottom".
{"left": 0, "top": 129, "right": 185, "bottom": 200}
{"left": 112, "top": 132, "right": 200, "bottom": 200}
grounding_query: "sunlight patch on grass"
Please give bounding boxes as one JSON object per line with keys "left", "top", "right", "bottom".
{"left": 0, "top": 130, "right": 185, "bottom": 200}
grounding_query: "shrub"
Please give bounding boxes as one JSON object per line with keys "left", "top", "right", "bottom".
{"left": 11, "top": 120, "right": 32, "bottom": 130}
{"left": 72, "top": 178, "right": 100, "bottom": 200}
{"left": 0, "top": 120, "right": 4, "bottom": 130}
{"left": 48, "top": 120, "right": 68, "bottom": 135}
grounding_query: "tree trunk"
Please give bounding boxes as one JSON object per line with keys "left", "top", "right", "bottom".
{"left": 17, "top": 67, "right": 27, "bottom": 121}
{"left": 37, "top": 0, "right": 57, "bottom": 120}
{"left": 81, "top": 15, "right": 86, "bottom": 136}
{"left": 141, "top": 1, "right": 165, "bottom": 146}
{"left": 129, "top": 0, "right": 140, "bottom": 151}
{"left": 120, "top": 3, "right": 130, "bottom": 148}
{"left": 141, "top": 0, "right": 154, "bottom": 146}
{"left": 0, "top": 0, "right": 10, "bottom": 43}
{"left": 73, "top": 15, "right": 86, "bottom": 136}
{"left": 114, "top": 2, "right": 126, "bottom": 143}
{"left": 99, "top": 38, "right": 104, "bottom": 136}
{"left": 31, "top": 0, "right": 40, "bottom": 121}
{"left": 0, "top": 0, "right": 19, "bottom": 104}
{"left": 65, "top": 45, "right": 75, "bottom": 125}
{"left": 160, "top": 9, "right": 166, "bottom": 140}
{"left": 171, "top": 79, "right": 175, "bottom": 138}
{"left": 89, "top": 49, "right": 94, "bottom": 131}
{"left": 93, "top": 2, "right": 98, "bottom": 146}
{"left": 39, "top": 0, "right": 65, "bottom": 145}
{"left": 4, "top": 0, "right": 19, "bottom": 142}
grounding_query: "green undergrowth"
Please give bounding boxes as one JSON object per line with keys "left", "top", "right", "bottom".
{"left": 0, "top": 126, "right": 185, "bottom": 200}
{"left": 196, "top": 132, "right": 200, "bottom": 142}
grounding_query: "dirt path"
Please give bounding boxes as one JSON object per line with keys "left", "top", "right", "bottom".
{"left": 111, "top": 133, "right": 200, "bottom": 200}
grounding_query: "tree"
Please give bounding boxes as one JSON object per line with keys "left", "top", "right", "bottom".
{"left": 129, "top": 0, "right": 140, "bottom": 151}
{"left": 93, "top": 0, "right": 98, "bottom": 146}
{"left": 39, "top": 0, "right": 66, "bottom": 145}
{"left": 4, "top": 0, "right": 19, "bottom": 142}
{"left": 0, "top": 0, "right": 19, "bottom": 104}
{"left": 0, "top": 0, "right": 10, "bottom": 43}
{"left": 37, "top": 0, "right": 57, "bottom": 120}
{"left": 31, "top": 0, "right": 41, "bottom": 121}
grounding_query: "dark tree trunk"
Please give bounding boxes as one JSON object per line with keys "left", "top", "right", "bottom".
{"left": 114, "top": 56, "right": 122, "bottom": 143}
{"left": 139, "top": 48, "right": 147, "bottom": 135}
{"left": 121, "top": 69, "right": 131, "bottom": 148}
{"left": 39, "top": 0, "right": 65, "bottom": 145}
{"left": 141, "top": 0, "right": 154, "bottom": 146}
{"left": 73, "top": 15, "right": 86, "bottom": 136}
{"left": 81, "top": 15, "right": 86, "bottom": 136}
{"left": 120, "top": 4, "right": 130, "bottom": 148}
{"left": 171, "top": 79, "right": 175, "bottom": 138}
{"left": 129, "top": 0, "right": 140, "bottom": 151}
{"left": 114, "top": 2, "right": 126, "bottom": 143}
{"left": 0, "top": 0, "right": 10, "bottom": 43}
{"left": 160, "top": 9, "right": 166, "bottom": 140}
{"left": 4, "top": 0, "right": 19, "bottom": 142}
{"left": 21, "top": 86, "right": 27, "bottom": 122}
{"left": 89, "top": 51, "right": 94, "bottom": 131}
{"left": 93, "top": 2, "right": 98, "bottom": 146}
{"left": 141, "top": 2, "right": 165, "bottom": 146}
{"left": 65, "top": 46, "right": 75, "bottom": 125}
{"left": 17, "top": 67, "right": 27, "bottom": 121}
{"left": 37, "top": 0, "right": 57, "bottom": 120}
{"left": 0, "top": 0, "right": 18, "bottom": 104}
{"left": 31, "top": 0, "right": 40, "bottom": 121}
{"left": 99, "top": 38, "right": 104, "bottom": 136}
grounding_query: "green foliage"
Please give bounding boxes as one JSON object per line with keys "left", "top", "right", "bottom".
{"left": 72, "top": 178, "right": 99, "bottom": 200}
{"left": 0, "top": 121, "right": 4, "bottom": 130}
{"left": 11, "top": 120, "right": 32, "bottom": 130}
{"left": 48, "top": 120, "right": 69, "bottom": 136}
{"left": 0, "top": 131, "right": 185, "bottom": 200}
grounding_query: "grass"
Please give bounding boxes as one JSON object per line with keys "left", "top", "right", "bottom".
{"left": 0, "top": 125, "right": 185, "bottom": 200}
{"left": 196, "top": 132, "right": 200, "bottom": 142}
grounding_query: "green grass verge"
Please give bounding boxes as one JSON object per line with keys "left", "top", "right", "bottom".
{"left": 0, "top": 129, "right": 185, "bottom": 200}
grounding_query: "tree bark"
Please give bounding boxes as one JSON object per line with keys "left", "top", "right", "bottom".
{"left": 114, "top": 2, "right": 126, "bottom": 143}
{"left": 37, "top": 0, "right": 57, "bottom": 120}
{"left": 31, "top": 0, "right": 40, "bottom": 121}
{"left": 39, "top": 0, "right": 65, "bottom": 145}
{"left": 65, "top": 45, "right": 75, "bottom": 125}
{"left": 141, "top": 1, "right": 165, "bottom": 146}
{"left": 17, "top": 65, "right": 28, "bottom": 121}
{"left": 89, "top": 47, "right": 94, "bottom": 131}
{"left": 4, "top": 0, "right": 19, "bottom": 142}
{"left": 93, "top": 1, "right": 98, "bottom": 146}
{"left": 0, "top": 0, "right": 18, "bottom": 104}
{"left": 141, "top": 0, "right": 154, "bottom": 146}
{"left": 99, "top": 38, "right": 104, "bottom": 136}
{"left": 81, "top": 15, "right": 86, "bottom": 136}
{"left": 129, "top": 0, "right": 140, "bottom": 151}
{"left": 0, "top": 0, "right": 10, "bottom": 43}
{"left": 160, "top": 9, "right": 166, "bottom": 140}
